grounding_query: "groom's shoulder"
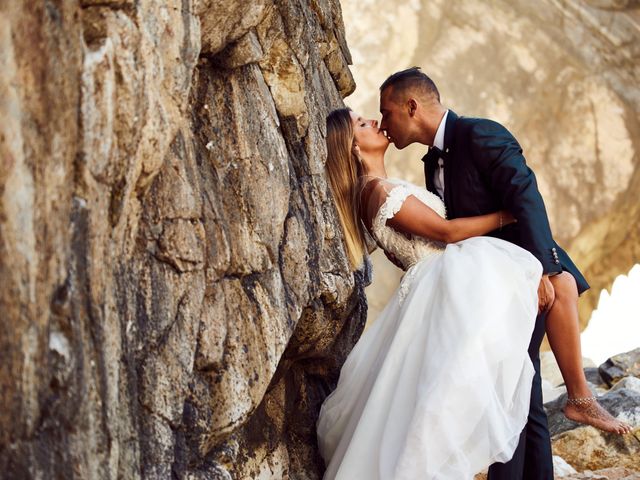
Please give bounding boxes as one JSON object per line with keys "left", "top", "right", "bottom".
{"left": 457, "top": 115, "right": 508, "bottom": 131}
{"left": 456, "top": 115, "right": 515, "bottom": 140}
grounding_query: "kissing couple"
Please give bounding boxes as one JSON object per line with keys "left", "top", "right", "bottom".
{"left": 316, "top": 67, "right": 631, "bottom": 480}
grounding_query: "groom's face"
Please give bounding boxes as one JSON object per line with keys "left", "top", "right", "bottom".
{"left": 379, "top": 87, "right": 412, "bottom": 149}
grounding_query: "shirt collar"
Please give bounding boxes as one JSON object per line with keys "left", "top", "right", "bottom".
{"left": 433, "top": 109, "right": 449, "bottom": 151}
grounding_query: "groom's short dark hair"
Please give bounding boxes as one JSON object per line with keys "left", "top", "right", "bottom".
{"left": 380, "top": 67, "right": 440, "bottom": 103}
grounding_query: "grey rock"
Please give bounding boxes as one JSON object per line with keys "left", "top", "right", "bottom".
{"left": 599, "top": 348, "right": 640, "bottom": 387}
{"left": 585, "top": 367, "right": 608, "bottom": 389}
{"left": 611, "top": 376, "right": 640, "bottom": 394}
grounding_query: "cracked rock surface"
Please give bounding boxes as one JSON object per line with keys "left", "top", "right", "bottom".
{"left": 0, "top": 1, "right": 366, "bottom": 478}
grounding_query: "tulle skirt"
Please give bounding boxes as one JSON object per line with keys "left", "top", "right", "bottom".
{"left": 317, "top": 236, "right": 542, "bottom": 479}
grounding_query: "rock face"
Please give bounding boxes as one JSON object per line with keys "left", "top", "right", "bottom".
{"left": 0, "top": 0, "right": 365, "bottom": 478}
{"left": 341, "top": 0, "right": 640, "bottom": 325}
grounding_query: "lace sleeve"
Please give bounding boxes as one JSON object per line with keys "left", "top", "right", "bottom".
{"left": 373, "top": 184, "right": 412, "bottom": 232}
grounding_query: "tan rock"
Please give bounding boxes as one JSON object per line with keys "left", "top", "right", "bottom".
{"left": 0, "top": 0, "right": 364, "bottom": 478}
{"left": 197, "top": 0, "right": 270, "bottom": 56}
{"left": 563, "top": 467, "right": 640, "bottom": 479}
{"left": 552, "top": 426, "right": 640, "bottom": 471}
{"left": 555, "top": 455, "right": 579, "bottom": 476}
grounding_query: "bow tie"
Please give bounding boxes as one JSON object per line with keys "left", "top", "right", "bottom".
{"left": 422, "top": 146, "right": 447, "bottom": 165}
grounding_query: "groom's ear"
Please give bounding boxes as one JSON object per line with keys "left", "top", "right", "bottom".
{"left": 407, "top": 98, "right": 418, "bottom": 117}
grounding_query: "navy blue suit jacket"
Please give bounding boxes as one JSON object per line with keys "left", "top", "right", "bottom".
{"left": 423, "top": 110, "right": 589, "bottom": 294}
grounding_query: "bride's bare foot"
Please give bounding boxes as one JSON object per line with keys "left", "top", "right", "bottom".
{"left": 563, "top": 396, "right": 633, "bottom": 435}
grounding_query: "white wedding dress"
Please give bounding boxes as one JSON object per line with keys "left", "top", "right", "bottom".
{"left": 316, "top": 178, "right": 542, "bottom": 480}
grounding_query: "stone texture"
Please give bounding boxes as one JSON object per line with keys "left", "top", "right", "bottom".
{"left": 341, "top": 0, "right": 640, "bottom": 326}
{"left": 0, "top": 0, "right": 363, "bottom": 478}
{"left": 584, "top": 0, "right": 640, "bottom": 9}
{"left": 611, "top": 376, "right": 640, "bottom": 394}
{"left": 563, "top": 467, "right": 640, "bottom": 479}
{"left": 555, "top": 455, "right": 579, "bottom": 476}
{"left": 585, "top": 367, "right": 609, "bottom": 390}
{"left": 600, "top": 348, "right": 640, "bottom": 387}
{"left": 552, "top": 426, "right": 640, "bottom": 471}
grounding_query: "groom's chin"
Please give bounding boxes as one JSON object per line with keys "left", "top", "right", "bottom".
{"left": 389, "top": 137, "right": 407, "bottom": 149}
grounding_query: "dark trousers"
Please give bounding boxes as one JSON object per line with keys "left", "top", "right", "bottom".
{"left": 488, "top": 311, "right": 554, "bottom": 480}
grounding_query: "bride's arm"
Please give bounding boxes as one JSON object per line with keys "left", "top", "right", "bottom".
{"left": 387, "top": 195, "right": 514, "bottom": 243}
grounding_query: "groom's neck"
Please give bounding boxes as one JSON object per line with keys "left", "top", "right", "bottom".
{"left": 417, "top": 104, "right": 447, "bottom": 146}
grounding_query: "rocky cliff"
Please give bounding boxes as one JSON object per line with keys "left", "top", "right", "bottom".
{"left": 0, "top": 1, "right": 366, "bottom": 478}
{"left": 342, "top": 0, "right": 640, "bottom": 325}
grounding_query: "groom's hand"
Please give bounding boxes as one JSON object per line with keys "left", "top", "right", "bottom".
{"left": 537, "top": 275, "right": 555, "bottom": 314}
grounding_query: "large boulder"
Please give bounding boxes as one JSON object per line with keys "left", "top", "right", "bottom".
{"left": 599, "top": 348, "right": 640, "bottom": 387}
{"left": 0, "top": 0, "right": 365, "bottom": 478}
{"left": 552, "top": 426, "right": 640, "bottom": 471}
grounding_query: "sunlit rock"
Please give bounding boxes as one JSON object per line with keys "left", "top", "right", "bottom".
{"left": 0, "top": 1, "right": 364, "bottom": 478}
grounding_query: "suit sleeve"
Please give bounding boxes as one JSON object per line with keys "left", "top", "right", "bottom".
{"left": 469, "top": 119, "right": 562, "bottom": 275}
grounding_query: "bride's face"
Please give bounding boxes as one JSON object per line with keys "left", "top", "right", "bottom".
{"left": 350, "top": 111, "right": 389, "bottom": 154}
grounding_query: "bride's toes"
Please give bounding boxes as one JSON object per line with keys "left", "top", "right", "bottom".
{"left": 614, "top": 419, "right": 632, "bottom": 435}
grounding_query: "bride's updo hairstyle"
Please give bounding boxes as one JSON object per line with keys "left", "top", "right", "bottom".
{"left": 325, "top": 108, "right": 366, "bottom": 270}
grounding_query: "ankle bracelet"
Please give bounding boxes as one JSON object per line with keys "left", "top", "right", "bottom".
{"left": 566, "top": 395, "right": 597, "bottom": 406}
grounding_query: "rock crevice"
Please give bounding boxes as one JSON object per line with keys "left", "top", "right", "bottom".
{"left": 0, "top": 0, "right": 362, "bottom": 478}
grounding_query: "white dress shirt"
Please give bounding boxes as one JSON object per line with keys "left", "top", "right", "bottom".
{"left": 432, "top": 110, "right": 449, "bottom": 199}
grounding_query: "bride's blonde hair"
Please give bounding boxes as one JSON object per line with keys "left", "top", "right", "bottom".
{"left": 325, "top": 108, "right": 366, "bottom": 270}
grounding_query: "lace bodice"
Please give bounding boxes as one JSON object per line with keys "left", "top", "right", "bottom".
{"left": 370, "top": 179, "right": 446, "bottom": 270}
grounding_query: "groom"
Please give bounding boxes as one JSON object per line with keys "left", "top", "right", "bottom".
{"left": 378, "top": 67, "right": 589, "bottom": 479}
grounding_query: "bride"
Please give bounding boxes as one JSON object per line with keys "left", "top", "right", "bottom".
{"left": 316, "top": 108, "right": 543, "bottom": 479}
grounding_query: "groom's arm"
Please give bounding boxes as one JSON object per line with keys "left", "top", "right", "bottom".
{"left": 468, "top": 119, "right": 562, "bottom": 276}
